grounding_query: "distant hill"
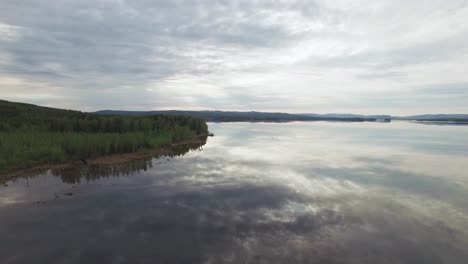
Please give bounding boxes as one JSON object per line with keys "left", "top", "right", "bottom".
{"left": 0, "top": 99, "right": 208, "bottom": 135}
{"left": 301, "top": 113, "right": 392, "bottom": 120}
{"left": 0, "top": 99, "right": 82, "bottom": 118}
{"left": 0, "top": 99, "right": 87, "bottom": 130}
{"left": 393, "top": 114, "right": 468, "bottom": 121}
{"left": 96, "top": 110, "right": 468, "bottom": 123}
{"left": 3, "top": 99, "right": 466, "bottom": 124}
{"left": 95, "top": 110, "right": 383, "bottom": 122}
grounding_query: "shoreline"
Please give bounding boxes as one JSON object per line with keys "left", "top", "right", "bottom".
{"left": 0, "top": 136, "right": 208, "bottom": 184}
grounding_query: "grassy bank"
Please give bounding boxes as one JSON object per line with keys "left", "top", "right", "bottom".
{"left": 0, "top": 132, "right": 173, "bottom": 171}
{"left": 0, "top": 100, "right": 209, "bottom": 173}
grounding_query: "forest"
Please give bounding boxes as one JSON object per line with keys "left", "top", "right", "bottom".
{"left": 0, "top": 100, "right": 209, "bottom": 173}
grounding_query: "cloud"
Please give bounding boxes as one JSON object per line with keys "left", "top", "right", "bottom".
{"left": 0, "top": 0, "right": 467, "bottom": 114}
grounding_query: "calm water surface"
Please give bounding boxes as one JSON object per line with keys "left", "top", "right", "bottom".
{"left": 1, "top": 121, "right": 468, "bottom": 264}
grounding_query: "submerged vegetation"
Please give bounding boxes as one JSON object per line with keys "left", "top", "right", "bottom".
{"left": 0, "top": 100, "right": 208, "bottom": 173}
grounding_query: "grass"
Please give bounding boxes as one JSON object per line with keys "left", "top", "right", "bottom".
{"left": 0, "top": 130, "right": 197, "bottom": 173}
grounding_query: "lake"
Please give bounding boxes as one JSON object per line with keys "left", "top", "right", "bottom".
{"left": 1, "top": 121, "right": 468, "bottom": 264}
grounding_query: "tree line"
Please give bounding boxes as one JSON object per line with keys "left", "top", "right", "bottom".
{"left": 0, "top": 100, "right": 209, "bottom": 173}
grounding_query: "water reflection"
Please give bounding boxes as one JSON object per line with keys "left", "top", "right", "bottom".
{"left": 1, "top": 123, "right": 468, "bottom": 263}
{"left": 51, "top": 138, "right": 206, "bottom": 184}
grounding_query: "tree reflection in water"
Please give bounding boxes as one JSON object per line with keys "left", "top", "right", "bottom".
{"left": 49, "top": 137, "right": 207, "bottom": 184}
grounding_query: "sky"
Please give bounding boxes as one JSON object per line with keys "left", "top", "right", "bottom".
{"left": 0, "top": 0, "right": 467, "bottom": 115}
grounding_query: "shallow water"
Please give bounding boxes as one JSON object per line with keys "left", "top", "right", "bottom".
{"left": 1, "top": 121, "right": 468, "bottom": 264}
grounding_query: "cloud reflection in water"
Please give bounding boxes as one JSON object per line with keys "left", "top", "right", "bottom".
{"left": 1, "top": 122, "right": 468, "bottom": 263}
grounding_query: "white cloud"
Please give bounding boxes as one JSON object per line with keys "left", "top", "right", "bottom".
{"left": 0, "top": 0, "right": 467, "bottom": 114}
{"left": 0, "top": 22, "right": 21, "bottom": 41}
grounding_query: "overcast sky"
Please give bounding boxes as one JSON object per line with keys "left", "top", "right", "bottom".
{"left": 1, "top": 0, "right": 467, "bottom": 114}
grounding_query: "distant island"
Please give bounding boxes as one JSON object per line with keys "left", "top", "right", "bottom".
{"left": 96, "top": 110, "right": 392, "bottom": 122}
{"left": 96, "top": 110, "right": 468, "bottom": 124}
{"left": 0, "top": 100, "right": 209, "bottom": 175}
